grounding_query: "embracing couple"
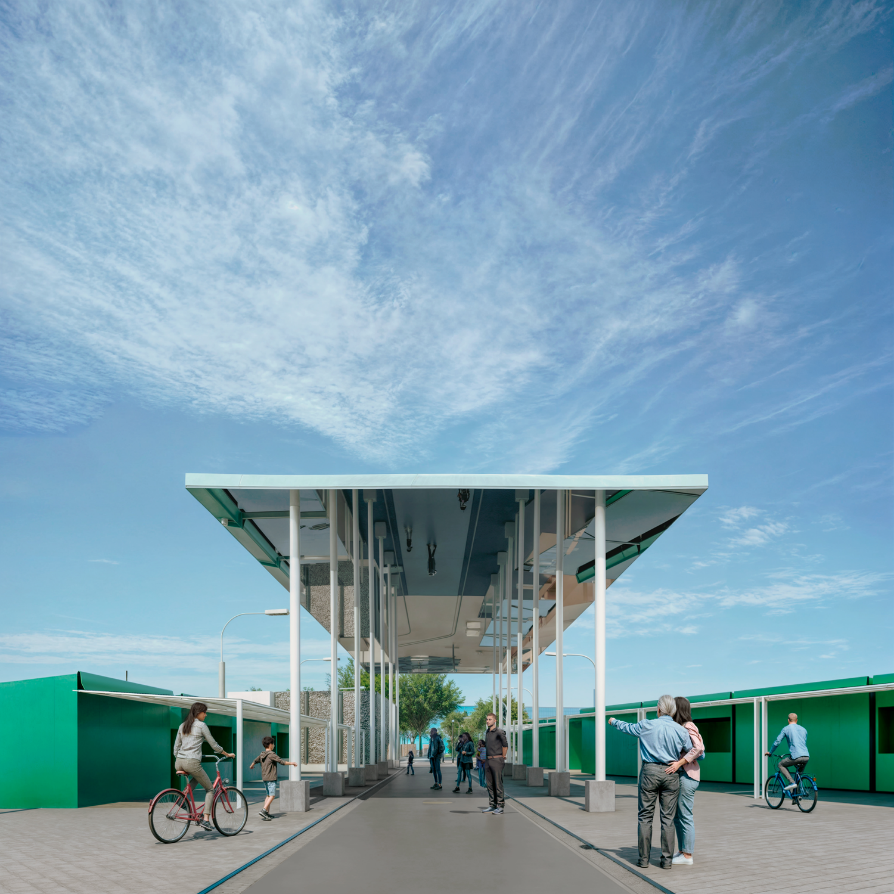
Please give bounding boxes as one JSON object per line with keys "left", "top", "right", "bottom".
{"left": 609, "top": 694, "right": 704, "bottom": 870}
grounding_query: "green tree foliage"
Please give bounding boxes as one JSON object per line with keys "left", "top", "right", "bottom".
{"left": 464, "top": 696, "right": 530, "bottom": 742}
{"left": 398, "top": 674, "right": 463, "bottom": 749}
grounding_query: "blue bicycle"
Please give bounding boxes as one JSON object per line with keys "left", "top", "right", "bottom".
{"left": 764, "top": 753, "right": 818, "bottom": 813}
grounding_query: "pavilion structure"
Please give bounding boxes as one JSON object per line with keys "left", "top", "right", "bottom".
{"left": 185, "top": 473, "right": 708, "bottom": 809}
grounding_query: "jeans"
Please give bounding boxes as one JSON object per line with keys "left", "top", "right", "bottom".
{"left": 478, "top": 765, "right": 486, "bottom": 787}
{"left": 779, "top": 756, "right": 808, "bottom": 785}
{"left": 485, "top": 757, "right": 505, "bottom": 808}
{"left": 406, "top": 762, "right": 414, "bottom": 774}
{"left": 175, "top": 757, "right": 214, "bottom": 815}
{"left": 673, "top": 772, "right": 698, "bottom": 854}
{"left": 637, "top": 762, "right": 680, "bottom": 866}
{"left": 431, "top": 758, "right": 442, "bottom": 784}
{"left": 456, "top": 763, "right": 472, "bottom": 787}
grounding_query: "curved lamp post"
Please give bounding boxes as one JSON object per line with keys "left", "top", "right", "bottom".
{"left": 219, "top": 609, "right": 288, "bottom": 697}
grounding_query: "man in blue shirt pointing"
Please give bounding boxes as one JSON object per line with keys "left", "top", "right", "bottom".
{"left": 766, "top": 713, "right": 809, "bottom": 792}
{"left": 609, "top": 694, "right": 692, "bottom": 870}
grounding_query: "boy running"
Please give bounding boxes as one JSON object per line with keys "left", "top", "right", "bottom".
{"left": 250, "top": 736, "right": 298, "bottom": 820}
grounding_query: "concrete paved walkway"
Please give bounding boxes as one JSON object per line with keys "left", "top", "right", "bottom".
{"left": 235, "top": 767, "right": 640, "bottom": 894}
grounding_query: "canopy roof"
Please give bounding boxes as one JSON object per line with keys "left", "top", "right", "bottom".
{"left": 186, "top": 474, "right": 708, "bottom": 675}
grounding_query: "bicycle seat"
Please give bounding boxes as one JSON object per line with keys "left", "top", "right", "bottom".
{"left": 176, "top": 770, "right": 188, "bottom": 776}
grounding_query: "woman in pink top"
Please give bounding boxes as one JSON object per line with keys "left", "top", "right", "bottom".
{"left": 664, "top": 696, "right": 704, "bottom": 866}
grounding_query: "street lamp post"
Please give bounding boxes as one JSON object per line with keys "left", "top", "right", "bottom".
{"left": 219, "top": 609, "right": 289, "bottom": 697}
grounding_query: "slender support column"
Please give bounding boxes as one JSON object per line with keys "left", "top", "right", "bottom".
{"left": 377, "top": 527, "right": 386, "bottom": 764}
{"left": 504, "top": 523, "right": 514, "bottom": 760}
{"left": 555, "top": 489, "right": 565, "bottom": 773}
{"left": 236, "top": 698, "right": 244, "bottom": 794}
{"left": 289, "top": 490, "right": 301, "bottom": 781}
{"left": 532, "top": 490, "right": 541, "bottom": 769}
{"left": 496, "top": 558, "right": 505, "bottom": 731}
{"left": 328, "top": 489, "right": 339, "bottom": 772}
{"left": 352, "top": 490, "right": 360, "bottom": 766}
{"left": 753, "top": 698, "right": 760, "bottom": 798}
{"left": 386, "top": 562, "right": 394, "bottom": 762}
{"left": 593, "top": 489, "right": 607, "bottom": 782}
{"left": 491, "top": 574, "right": 498, "bottom": 714}
{"left": 516, "top": 497, "right": 525, "bottom": 765}
{"left": 366, "top": 494, "right": 376, "bottom": 768}
{"left": 761, "top": 697, "right": 768, "bottom": 796}
{"left": 218, "top": 661, "right": 225, "bottom": 699}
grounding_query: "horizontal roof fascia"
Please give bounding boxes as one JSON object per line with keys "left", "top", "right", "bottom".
{"left": 186, "top": 473, "right": 708, "bottom": 491}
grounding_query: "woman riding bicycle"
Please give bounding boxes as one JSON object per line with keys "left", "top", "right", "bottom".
{"left": 173, "top": 702, "right": 235, "bottom": 832}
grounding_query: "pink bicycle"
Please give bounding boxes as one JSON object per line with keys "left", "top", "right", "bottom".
{"left": 148, "top": 754, "right": 247, "bottom": 842}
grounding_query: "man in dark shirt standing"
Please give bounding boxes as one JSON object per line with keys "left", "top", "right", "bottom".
{"left": 482, "top": 711, "right": 508, "bottom": 815}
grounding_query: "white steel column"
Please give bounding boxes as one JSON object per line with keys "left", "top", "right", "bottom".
{"left": 236, "top": 698, "right": 244, "bottom": 793}
{"left": 496, "top": 557, "right": 505, "bottom": 730}
{"left": 516, "top": 501, "right": 524, "bottom": 766}
{"left": 506, "top": 522, "right": 515, "bottom": 762}
{"left": 491, "top": 574, "right": 498, "bottom": 714}
{"left": 637, "top": 708, "right": 644, "bottom": 776}
{"left": 378, "top": 531, "right": 386, "bottom": 764}
{"left": 753, "top": 699, "right": 760, "bottom": 798}
{"left": 760, "top": 697, "right": 768, "bottom": 797}
{"left": 555, "top": 489, "right": 565, "bottom": 772}
{"left": 328, "top": 489, "right": 339, "bottom": 772}
{"left": 386, "top": 562, "right": 394, "bottom": 762}
{"left": 352, "top": 490, "right": 360, "bottom": 766}
{"left": 593, "top": 489, "right": 607, "bottom": 781}
{"left": 289, "top": 490, "right": 301, "bottom": 781}
{"left": 532, "top": 490, "right": 541, "bottom": 769}
{"left": 366, "top": 494, "right": 376, "bottom": 767}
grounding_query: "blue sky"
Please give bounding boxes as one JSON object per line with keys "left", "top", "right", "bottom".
{"left": 1, "top": 1, "right": 891, "bottom": 707}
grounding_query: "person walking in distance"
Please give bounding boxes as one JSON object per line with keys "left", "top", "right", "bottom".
{"left": 664, "top": 697, "right": 705, "bottom": 866}
{"left": 481, "top": 712, "right": 508, "bottom": 815}
{"left": 766, "top": 713, "right": 810, "bottom": 792}
{"left": 609, "top": 694, "right": 692, "bottom": 870}
{"left": 406, "top": 749, "right": 415, "bottom": 775}
{"left": 476, "top": 739, "right": 487, "bottom": 788}
{"left": 452, "top": 732, "right": 475, "bottom": 793}
{"left": 428, "top": 728, "right": 445, "bottom": 790}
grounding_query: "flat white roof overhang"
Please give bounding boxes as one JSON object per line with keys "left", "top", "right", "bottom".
{"left": 186, "top": 474, "right": 708, "bottom": 676}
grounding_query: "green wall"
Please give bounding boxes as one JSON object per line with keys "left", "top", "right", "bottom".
{"left": 0, "top": 674, "right": 80, "bottom": 808}
{"left": 734, "top": 703, "right": 757, "bottom": 784}
{"left": 605, "top": 710, "right": 638, "bottom": 777}
{"left": 876, "top": 686, "right": 894, "bottom": 793}
{"left": 691, "top": 706, "right": 733, "bottom": 783}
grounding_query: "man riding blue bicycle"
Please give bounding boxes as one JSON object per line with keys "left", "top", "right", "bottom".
{"left": 765, "top": 712, "right": 809, "bottom": 792}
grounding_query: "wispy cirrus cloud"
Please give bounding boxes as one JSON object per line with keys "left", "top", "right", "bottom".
{"left": 0, "top": 1, "right": 888, "bottom": 470}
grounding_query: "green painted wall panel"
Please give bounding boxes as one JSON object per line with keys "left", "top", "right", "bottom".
{"left": 875, "top": 690, "right": 894, "bottom": 792}
{"left": 766, "top": 694, "right": 869, "bottom": 791}
{"left": 734, "top": 703, "right": 756, "bottom": 784}
{"left": 606, "top": 710, "right": 638, "bottom": 777}
{"left": 78, "top": 672, "right": 171, "bottom": 696}
{"left": 77, "top": 694, "right": 170, "bottom": 806}
{"left": 0, "top": 675, "right": 80, "bottom": 808}
{"left": 690, "top": 706, "right": 732, "bottom": 783}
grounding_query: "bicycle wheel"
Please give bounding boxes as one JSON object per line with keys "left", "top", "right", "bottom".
{"left": 796, "top": 776, "right": 817, "bottom": 813}
{"left": 148, "top": 790, "right": 191, "bottom": 843}
{"left": 212, "top": 786, "right": 248, "bottom": 836}
{"left": 764, "top": 775, "right": 785, "bottom": 809}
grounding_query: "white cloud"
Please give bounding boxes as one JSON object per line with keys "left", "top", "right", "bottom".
{"left": 88, "top": 559, "right": 119, "bottom": 565}
{"left": 719, "top": 506, "right": 763, "bottom": 527}
{"left": 728, "top": 520, "right": 789, "bottom": 548}
{"left": 0, "top": 1, "right": 888, "bottom": 469}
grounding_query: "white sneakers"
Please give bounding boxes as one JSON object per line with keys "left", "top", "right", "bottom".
{"left": 672, "top": 852, "right": 694, "bottom": 865}
{"left": 784, "top": 783, "right": 798, "bottom": 792}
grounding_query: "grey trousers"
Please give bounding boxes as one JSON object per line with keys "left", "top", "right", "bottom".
{"left": 637, "top": 762, "right": 680, "bottom": 866}
{"left": 779, "top": 756, "right": 808, "bottom": 785}
{"left": 485, "top": 757, "right": 505, "bottom": 808}
{"left": 175, "top": 757, "right": 214, "bottom": 815}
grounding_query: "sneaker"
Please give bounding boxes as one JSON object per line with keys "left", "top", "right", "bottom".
{"left": 430, "top": 784, "right": 439, "bottom": 789}
{"left": 198, "top": 820, "right": 214, "bottom": 832}
{"left": 492, "top": 807, "right": 503, "bottom": 815}
{"left": 481, "top": 806, "right": 495, "bottom": 813}
{"left": 784, "top": 783, "right": 797, "bottom": 792}
{"left": 672, "top": 854, "right": 693, "bottom": 865}
{"left": 637, "top": 862, "right": 650, "bottom": 869}
{"left": 260, "top": 814, "right": 272, "bottom": 821}
{"left": 466, "top": 788, "right": 473, "bottom": 794}
{"left": 452, "top": 787, "right": 460, "bottom": 793}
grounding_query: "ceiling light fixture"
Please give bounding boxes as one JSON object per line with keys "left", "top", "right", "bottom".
{"left": 405, "top": 526, "right": 413, "bottom": 553}
{"left": 427, "top": 543, "right": 437, "bottom": 576}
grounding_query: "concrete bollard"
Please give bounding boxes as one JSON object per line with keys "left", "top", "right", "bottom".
{"left": 547, "top": 771, "right": 571, "bottom": 797}
{"left": 323, "top": 771, "right": 345, "bottom": 797}
{"left": 347, "top": 766, "right": 366, "bottom": 787}
{"left": 584, "top": 780, "right": 616, "bottom": 812}
{"left": 364, "top": 763, "right": 379, "bottom": 783}
{"left": 526, "top": 767, "right": 544, "bottom": 787}
{"left": 279, "top": 779, "right": 310, "bottom": 812}
{"left": 377, "top": 760, "right": 389, "bottom": 777}
{"left": 503, "top": 762, "right": 514, "bottom": 777}
{"left": 512, "top": 764, "right": 527, "bottom": 780}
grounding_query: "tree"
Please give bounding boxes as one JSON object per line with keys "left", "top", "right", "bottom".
{"left": 398, "top": 674, "right": 463, "bottom": 751}
{"left": 441, "top": 709, "right": 472, "bottom": 756}
{"left": 464, "top": 696, "right": 530, "bottom": 743}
